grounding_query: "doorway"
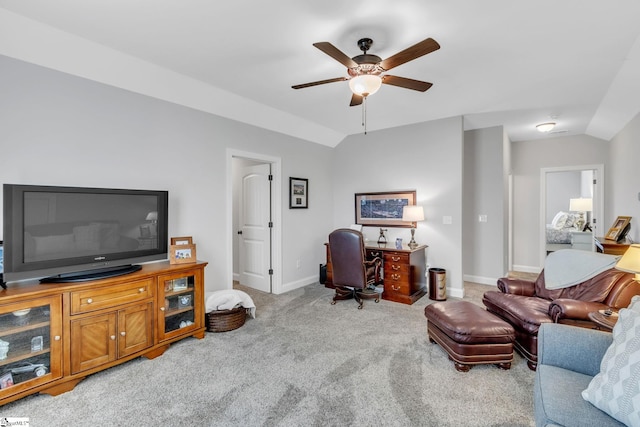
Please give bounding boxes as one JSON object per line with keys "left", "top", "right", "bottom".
{"left": 226, "top": 149, "right": 282, "bottom": 294}
{"left": 539, "top": 164, "right": 604, "bottom": 266}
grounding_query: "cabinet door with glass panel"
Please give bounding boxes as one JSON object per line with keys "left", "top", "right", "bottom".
{"left": 0, "top": 296, "right": 62, "bottom": 400}
{"left": 157, "top": 269, "right": 203, "bottom": 342}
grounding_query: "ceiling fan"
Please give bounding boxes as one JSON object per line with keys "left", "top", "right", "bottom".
{"left": 292, "top": 37, "right": 440, "bottom": 106}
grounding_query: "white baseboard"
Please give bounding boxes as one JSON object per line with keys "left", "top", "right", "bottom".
{"left": 512, "top": 264, "right": 542, "bottom": 274}
{"left": 463, "top": 274, "right": 498, "bottom": 286}
{"left": 276, "top": 275, "right": 318, "bottom": 295}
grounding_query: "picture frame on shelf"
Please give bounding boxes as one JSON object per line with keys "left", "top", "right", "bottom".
{"left": 605, "top": 216, "right": 632, "bottom": 242}
{"left": 289, "top": 177, "right": 308, "bottom": 209}
{"left": 354, "top": 190, "right": 417, "bottom": 227}
{"left": 171, "top": 236, "right": 193, "bottom": 245}
{"left": 172, "top": 277, "right": 188, "bottom": 291}
{"left": 178, "top": 294, "right": 192, "bottom": 308}
{"left": 169, "top": 244, "right": 197, "bottom": 265}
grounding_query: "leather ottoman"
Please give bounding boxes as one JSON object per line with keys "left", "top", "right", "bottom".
{"left": 425, "top": 301, "right": 515, "bottom": 372}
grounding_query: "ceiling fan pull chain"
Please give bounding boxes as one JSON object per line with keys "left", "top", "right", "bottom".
{"left": 362, "top": 96, "right": 367, "bottom": 135}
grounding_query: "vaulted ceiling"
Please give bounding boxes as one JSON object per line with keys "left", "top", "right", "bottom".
{"left": 1, "top": 1, "right": 640, "bottom": 147}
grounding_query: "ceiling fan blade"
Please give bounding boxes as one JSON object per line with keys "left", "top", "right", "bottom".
{"left": 313, "top": 42, "right": 358, "bottom": 68}
{"left": 292, "top": 77, "right": 348, "bottom": 89}
{"left": 382, "top": 75, "right": 433, "bottom": 92}
{"left": 379, "top": 38, "right": 440, "bottom": 71}
{"left": 350, "top": 93, "right": 363, "bottom": 107}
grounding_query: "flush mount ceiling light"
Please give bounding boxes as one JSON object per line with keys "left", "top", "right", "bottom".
{"left": 536, "top": 122, "right": 556, "bottom": 133}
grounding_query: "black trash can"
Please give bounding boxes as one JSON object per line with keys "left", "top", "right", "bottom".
{"left": 319, "top": 263, "right": 327, "bottom": 284}
{"left": 428, "top": 268, "right": 446, "bottom": 301}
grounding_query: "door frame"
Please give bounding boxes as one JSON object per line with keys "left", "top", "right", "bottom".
{"left": 539, "top": 164, "right": 604, "bottom": 266}
{"left": 226, "top": 149, "right": 282, "bottom": 294}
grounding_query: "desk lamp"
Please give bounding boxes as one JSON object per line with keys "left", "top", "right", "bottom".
{"left": 615, "top": 244, "right": 640, "bottom": 282}
{"left": 569, "top": 198, "right": 593, "bottom": 231}
{"left": 402, "top": 205, "right": 424, "bottom": 249}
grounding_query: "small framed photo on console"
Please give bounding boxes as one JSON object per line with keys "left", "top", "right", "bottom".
{"left": 171, "top": 236, "right": 193, "bottom": 245}
{"left": 170, "top": 244, "right": 197, "bottom": 265}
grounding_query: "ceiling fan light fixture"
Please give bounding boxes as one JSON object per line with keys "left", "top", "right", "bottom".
{"left": 349, "top": 74, "right": 382, "bottom": 97}
{"left": 536, "top": 122, "right": 556, "bottom": 133}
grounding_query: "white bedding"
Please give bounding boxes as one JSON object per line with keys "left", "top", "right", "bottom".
{"left": 205, "top": 289, "right": 256, "bottom": 318}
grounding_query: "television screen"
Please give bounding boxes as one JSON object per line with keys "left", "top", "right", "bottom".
{"left": 3, "top": 184, "right": 168, "bottom": 283}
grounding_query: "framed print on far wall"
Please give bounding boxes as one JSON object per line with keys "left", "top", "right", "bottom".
{"left": 355, "top": 190, "right": 417, "bottom": 228}
{"left": 289, "top": 177, "right": 308, "bottom": 209}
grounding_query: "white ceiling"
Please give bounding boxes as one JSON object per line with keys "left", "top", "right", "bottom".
{"left": 2, "top": 0, "right": 640, "bottom": 147}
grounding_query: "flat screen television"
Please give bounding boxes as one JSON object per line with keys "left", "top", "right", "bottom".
{"left": 3, "top": 184, "right": 168, "bottom": 283}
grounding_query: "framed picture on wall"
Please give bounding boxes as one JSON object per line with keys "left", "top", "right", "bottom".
{"left": 289, "top": 177, "right": 308, "bottom": 209}
{"left": 354, "top": 190, "right": 416, "bottom": 227}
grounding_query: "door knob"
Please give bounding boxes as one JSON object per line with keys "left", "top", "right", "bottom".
{"left": 237, "top": 230, "right": 243, "bottom": 235}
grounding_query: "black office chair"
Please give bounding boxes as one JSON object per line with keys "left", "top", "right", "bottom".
{"left": 328, "top": 228, "right": 382, "bottom": 309}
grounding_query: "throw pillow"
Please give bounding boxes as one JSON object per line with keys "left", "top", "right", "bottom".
{"left": 582, "top": 308, "right": 640, "bottom": 426}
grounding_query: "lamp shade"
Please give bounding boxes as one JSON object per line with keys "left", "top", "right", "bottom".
{"left": 616, "top": 244, "right": 640, "bottom": 274}
{"left": 569, "top": 198, "right": 593, "bottom": 212}
{"left": 402, "top": 205, "right": 424, "bottom": 223}
{"left": 348, "top": 75, "right": 382, "bottom": 97}
{"left": 146, "top": 211, "right": 158, "bottom": 221}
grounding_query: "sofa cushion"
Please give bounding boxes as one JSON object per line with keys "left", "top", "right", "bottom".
{"left": 536, "top": 365, "right": 625, "bottom": 427}
{"left": 582, "top": 308, "right": 640, "bottom": 426}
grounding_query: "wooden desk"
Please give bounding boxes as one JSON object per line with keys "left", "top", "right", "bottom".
{"left": 325, "top": 243, "right": 427, "bottom": 305}
{"left": 595, "top": 237, "right": 631, "bottom": 255}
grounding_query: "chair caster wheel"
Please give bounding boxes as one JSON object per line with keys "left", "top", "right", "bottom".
{"left": 358, "top": 304, "right": 363, "bottom": 309}
{"left": 375, "top": 298, "right": 380, "bottom": 303}
{"left": 331, "top": 300, "right": 337, "bottom": 305}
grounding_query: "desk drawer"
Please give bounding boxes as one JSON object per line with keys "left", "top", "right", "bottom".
{"left": 384, "top": 252, "right": 409, "bottom": 264}
{"left": 71, "top": 279, "right": 154, "bottom": 314}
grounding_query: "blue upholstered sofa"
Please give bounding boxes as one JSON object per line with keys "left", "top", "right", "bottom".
{"left": 534, "top": 323, "right": 624, "bottom": 426}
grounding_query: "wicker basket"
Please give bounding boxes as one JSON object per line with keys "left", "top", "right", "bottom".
{"left": 205, "top": 306, "right": 247, "bottom": 332}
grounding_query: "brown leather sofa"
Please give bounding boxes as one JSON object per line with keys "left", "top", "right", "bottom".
{"left": 482, "top": 268, "right": 640, "bottom": 370}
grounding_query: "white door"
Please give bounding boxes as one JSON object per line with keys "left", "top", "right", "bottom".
{"left": 239, "top": 163, "right": 271, "bottom": 292}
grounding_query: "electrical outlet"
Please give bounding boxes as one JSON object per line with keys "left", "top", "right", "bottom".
{"left": 479, "top": 215, "right": 487, "bottom": 223}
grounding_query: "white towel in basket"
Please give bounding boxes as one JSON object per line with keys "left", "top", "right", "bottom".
{"left": 205, "top": 289, "right": 256, "bottom": 318}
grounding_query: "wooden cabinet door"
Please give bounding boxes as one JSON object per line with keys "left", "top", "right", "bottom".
{"left": 117, "top": 302, "right": 153, "bottom": 358}
{"left": 157, "top": 269, "right": 204, "bottom": 342}
{"left": 0, "top": 296, "right": 63, "bottom": 402}
{"left": 70, "top": 313, "right": 117, "bottom": 374}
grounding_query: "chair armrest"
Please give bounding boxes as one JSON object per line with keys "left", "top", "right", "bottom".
{"left": 548, "top": 299, "right": 608, "bottom": 322}
{"left": 538, "top": 323, "right": 612, "bottom": 377}
{"left": 496, "top": 277, "right": 536, "bottom": 296}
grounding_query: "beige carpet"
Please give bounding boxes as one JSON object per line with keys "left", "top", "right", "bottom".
{"left": 1, "top": 280, "right": 535, "bottom": 426}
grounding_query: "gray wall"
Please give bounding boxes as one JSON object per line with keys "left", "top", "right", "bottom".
{"left": 511, "top": 134, "right": 609, "bottom": 271}
{"left": 331, "top": 117, "right": 466, "bottom": 297}
{"left": 0, "top": 55, "right": 334, "bottom": 292}
{"left": 608, "top": 112, "right": 640, "bottom": 243}
{"left": 463, "top": 126, "right": 509, "bottom": 284}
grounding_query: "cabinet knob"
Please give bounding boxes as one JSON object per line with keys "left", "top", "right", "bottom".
{"left": 139, "top": 288, "right": 145, "bottom": 293}
{"left": 54, "top": 335, "right": 61, "bottom": 341}
{"left": 160, "top": 307, "right": 165, "bottom": 311}
{"left": 110, "top": 335, "right": 116, "bottom": 340}
{"left": 392, "top": 256, "right": 400, "bottom": 262}
{"left": 120, "top": 331, "right": 126, "bottom": 336}
{"left": 86, "top": 298, "right": 93, "bottom": 304}
{"left": 391, "top": 265, "right": 400, "bottom": 271}
{"left": 391, "top": 274, "right": 401, "bottom": 281}
{"left": 392, "top": 285, "right": 400, "bottom": 291}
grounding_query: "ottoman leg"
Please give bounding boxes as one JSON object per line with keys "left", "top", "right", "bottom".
{"left": 496, "top": 362, "right": 511, "bottom": 370}
{"left": 450, "top": 356, "right": 471, "bottom": 372}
